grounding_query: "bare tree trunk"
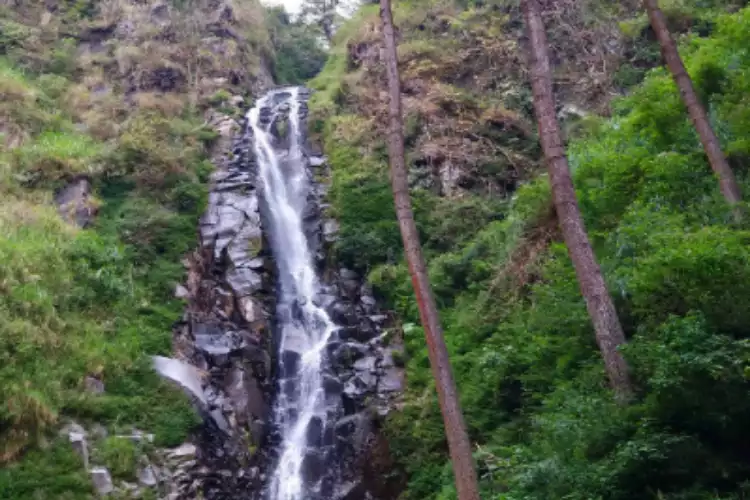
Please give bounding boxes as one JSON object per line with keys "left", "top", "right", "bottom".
{"left": 379, "top": 0, "right": 481, "bottom": 498}
{"left": 522, "top": 0, "right": 633, "bottom": 399}
{"left": 643, "top": 0, "right": 741, "bottom": 206}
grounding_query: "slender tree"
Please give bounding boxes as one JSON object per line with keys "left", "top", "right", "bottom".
{"left": 299, "top": 0, "right": 339, "bottom": 41}
{"left": 379, "top": 0, "right": 481, "bottom": 498}
{"left": 643, "top": 0, "right": 741, "bottom": 206}
{"left": 522, "top": 0, "right": 633, "bottom": 398}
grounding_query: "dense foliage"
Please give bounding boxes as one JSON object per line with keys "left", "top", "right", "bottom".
{"left": 312, "top": 1, "right": 750, "bottom": 499}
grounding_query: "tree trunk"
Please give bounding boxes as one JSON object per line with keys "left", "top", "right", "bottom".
{"left": 643, "top": 0, "right": 741, "bottom": 206}
{"left": 522, "top": 0, "right": 633, "bottom": 399}
{"left": 378, "top": 0, "right": 481, "bottom": 498}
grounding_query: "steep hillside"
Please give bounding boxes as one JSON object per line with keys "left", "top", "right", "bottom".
{"left": 311, "top": 0, "right": 750, "bottom": 498}
{"left": 0, "top": 0, "right": 275, "bottom": 497}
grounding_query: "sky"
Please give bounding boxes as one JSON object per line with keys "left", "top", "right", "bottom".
{"left": 260, "top": 0, "right": 361, "bottom": 19}
{"left": 262, "top": 0, "right": 305, "bottom": 15}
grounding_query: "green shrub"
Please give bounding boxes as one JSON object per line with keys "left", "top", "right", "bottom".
{"left": 94, "top": 437, "right": 138, "bottom": 480}
{"left": 0, "top": 440, "right": 93, "bottom": 499}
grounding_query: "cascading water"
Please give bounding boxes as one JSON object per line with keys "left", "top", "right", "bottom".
{"left": 248, "top": 88, "right": 338, "bottom": 500}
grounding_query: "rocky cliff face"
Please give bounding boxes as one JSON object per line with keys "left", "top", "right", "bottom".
{"left": 167, "top": 89, "right": 405, "bottom": 499}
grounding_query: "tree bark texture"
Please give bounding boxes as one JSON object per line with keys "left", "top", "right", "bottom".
{"left": 643, "top": 0, "right": 741, "bottom": 206}
{"left": 522, "top": 0, "right": 633, "bottom": 398}
{"left": 378, "top": 0, "right": 481, "bottom": 498}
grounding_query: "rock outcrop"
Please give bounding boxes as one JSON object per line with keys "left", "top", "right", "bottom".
{"left": 54, "top": 175, "right": 98, "bottom": 228}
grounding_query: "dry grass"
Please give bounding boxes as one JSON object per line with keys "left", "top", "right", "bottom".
{"left": 132, "top": 92, "right": 187, "bottom": 117}
{"left": 324, "top": 0, "right": 544, "bottom": 198}
{"left": 494, "top": 202, "right": 560, "bottom": 292}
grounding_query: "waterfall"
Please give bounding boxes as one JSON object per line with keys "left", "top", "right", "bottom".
{"left": 248, "top": 88, "right": 338, "bottom": 500}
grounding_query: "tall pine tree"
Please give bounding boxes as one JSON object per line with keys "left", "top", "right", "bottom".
{"left": 522, "top": 0, "right": 633, "bottom": 398}
{"left": 643, "top": 0, "right": 742, "bottom": 208}
{"left": 379, "top": 0, "right": 481, "bottom": 497}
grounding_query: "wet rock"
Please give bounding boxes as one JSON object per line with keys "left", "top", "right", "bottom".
{"left": 328, "top": 301, "right": 358, "bottom": 326}
{"left": 313, "top": 292, "right": 337, "bottom": 310}
{"left": 369, "top": 314, "right": 388, "bottom": 325}
{"left": 226, "top": 266, "right": 263, "bottom": 297}
{"left": 340, "top": 322, "right": 376, "bottom": 343}
{"left": 150, "top": 2, "right": 169, "bottom": 23}
{"left": 194, "top": 338, "right": 231, "bottom": 363}
{"left": 192, "top": 322, "right": 223, "bottom": 337}
{"left": 90, "top": 467, "right": 114, "bottom": 495}
{"left": 335, "top": 413, "right": 363, "bottom": 439}
{"left": 227, "top": 222, "right": 263, "bottom": 266}
{"left": 323, "top": 219, "right": 339, "bottom": 242}
{"left": 224, "top": 367, "right": 267, "bottom": 426}
{"left": 213, "top": 170, "right": 254, "bottom": 191}
{"left": 84, "top": 376, "right": 105, "bottom": 394}
{"left": 337, "top": 481, "right": 367, "bottom": 500}
{"left": 174, "top": 284, "right": 190, "bottom": 299}
{"left": 360, "top": 294, "right": 377, "bottom": 313}
{"left": 55, "top": 176, "right": 97, "bottom": 227}
{"left": 323, "top": 375, "right": 343, "bottom": 404}
{"left": 355, "top": 370, "right": 377, "bottom": 389}
{"left": 333, "top": 342, "right": 369, "bottom": 367}
{"left": 301, "top": 450, "right": 325, "bottom": 484}
{"left": 309, "top": 156, "right": 327, "bottom": 167}
{"left": 340, "top": 279, "right": 360, "bottom": 299}
{"left": 243, "top": 344, "right": 271, "bottom": 378}
{"left": 279, "top": 323, "right": 311, "bottom": 356}
{"left": 306, "top": 416, "right": 324, "bottom": 447}
{"left": 169, "top": 443, "right": 197, "bottom": 458}
{"left": 239, "top": 296, "right": 265, "bottom": 325}
{"left": 280, "top": 350, "right": 301, "bottom": 377}
{"left": 210, "top": 409, "right": 231, "bottom": 434}
{"left": 138, "top": 465, "right": 158, "bottom": 486}
{"left": 205, "top": 204, "right": 248, "bottom": 256}
{"left": 67, "top": 425, "right": 89, "bottom": 469}
{"left": 247, "top": 257, "right": 266, "bottom": 270}
{"left": 353, "top": 356, "right": 376, "bottom": 373}
{"left": 379, "top": 368, "right": 403, "bottom": 393}
{"left": 343, "top": 377, "right": 368, "bottom": 399}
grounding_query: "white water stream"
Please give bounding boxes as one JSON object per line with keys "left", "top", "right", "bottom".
{"left": 248, "top": 88, "right": 337, "bottom": 500}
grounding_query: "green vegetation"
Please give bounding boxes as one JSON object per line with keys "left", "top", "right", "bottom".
{"left": 0, "top": 440, "right": 93, "bottom": 498}
{"left": 313, "top": 1, "right": 750, "bottom": 498}
{"left": 94, "top": 437, "right": 140, "bottom": 480}
{"left": 0, "top": 56, "right": 205, "bottom": 471}
{"left": 0, "top": 0, "right": 242, "bottom": 494}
